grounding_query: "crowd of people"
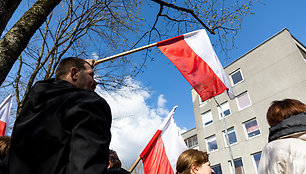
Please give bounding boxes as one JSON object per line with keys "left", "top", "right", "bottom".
{"left": 0, "top": 57, "right": 305, "bottom": 174}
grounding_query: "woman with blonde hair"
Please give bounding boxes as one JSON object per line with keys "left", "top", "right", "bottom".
{"left": 258, "top": 99, "right": 306, "bottom": 174}
{"left": 176, "top": 149, "right": 214, "bottom": 174}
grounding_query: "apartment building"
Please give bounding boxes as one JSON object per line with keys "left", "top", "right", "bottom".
{"left": 182, "top": 28, "right": 306, "bottom": 174}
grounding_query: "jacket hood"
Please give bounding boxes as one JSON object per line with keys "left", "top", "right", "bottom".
{"left": 269, "top": 112, "right": 306, "bottom": 142}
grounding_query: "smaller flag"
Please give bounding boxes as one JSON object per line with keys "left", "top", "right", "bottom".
{"left": 0, "top": 94, "right": 13, "bottom": 136}
{"left": 157, "top": 29, "right": 235, "bottom": 102}
{"left": 140, "top": 106, "right": 187, "bottom": 174}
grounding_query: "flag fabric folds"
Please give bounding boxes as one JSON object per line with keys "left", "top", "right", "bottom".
{"left": 0, "top": 94, "right": 13, "bottom": 136}
{"left": 140, "top": 106, "right": 187, "bottom": 174}
{"left": 157, "top": 29, "right": 235, "bottom": 102}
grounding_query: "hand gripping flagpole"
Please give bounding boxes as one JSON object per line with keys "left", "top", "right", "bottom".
{"left": 95, "top": 43, "right": 157, "bottom": 65}
{"left": 213, "top": 97, "right": 236, "bottom": 174}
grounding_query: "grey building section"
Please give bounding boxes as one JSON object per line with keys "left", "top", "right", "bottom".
{"left": 183, "top": 28, "right": 306, "bottom": 174}
{"left": 181, "top": 128, "right": 199, "bottom": 149}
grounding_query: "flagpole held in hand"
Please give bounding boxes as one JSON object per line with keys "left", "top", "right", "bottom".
{"left": 129, "top": 157, "right": 141, "bottom": 173}
{"left": 94, "top": 43, "right": 157, "bottom": 65}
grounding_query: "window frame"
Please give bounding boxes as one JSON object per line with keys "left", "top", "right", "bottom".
{"left": 201, "top": 110, "right": 214, "bottom": 127}
{"left": 228, "top": 157, "right": 245, "bottom": 174}
{"left": 243, "top": 118, "right": 261, "bottom": 139}
{"left": 211, "top": 164, "right": 222, "bottom": 174}
{"left": 218, "top": 101, "right": 231, "bottom": 119}
{"left": 205, "top": 134, "right": 218, "bottom": 153}
{"left": 184, "top": 135, "right": 198, "bottom": 148}
{"left": 251, "top": 151, "right": 262, "bottom": 174}
{"left": 229, "top": 68, "right": 244, "bottom": 86}
{"left": 236, "top": 91, "right": 252, "bottom": 111}
{"left": 222, "top": 127, "right": 238, "bottom": 147}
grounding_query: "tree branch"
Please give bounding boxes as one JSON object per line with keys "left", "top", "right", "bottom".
{"left": 150, "top": 0, "right": 215, "bottom": 34}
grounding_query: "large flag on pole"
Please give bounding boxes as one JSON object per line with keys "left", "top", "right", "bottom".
{"left": 157, "top": 29, "right": 235, "bottom": 102}
{"left": 140, "top": 106, "right": 187, "bottom": 174}
{"left": 0, "top": 94, "right": 13, "bottom": 136}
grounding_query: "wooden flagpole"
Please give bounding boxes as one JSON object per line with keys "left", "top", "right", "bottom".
{"left": 129, "top": 156, "right": 141, "bottom": 173}
{"left": 95, "top": 43, "right": 157, "bottom": 65}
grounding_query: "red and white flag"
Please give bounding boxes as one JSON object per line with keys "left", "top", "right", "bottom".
{"left": 0, "top": 94, "right": 13, "bottom": 136}
{"left": 140, "top": 106, "right": 187, "bottom": 174}
{"left": 157, "top": 29, "right": 234, "bottom": 102}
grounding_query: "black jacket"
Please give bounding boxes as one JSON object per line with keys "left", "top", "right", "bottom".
{"left": 107, "top": 168, "right": 131, "bottom": 174}
{"left": 5, "top": 79, "right": 112, "bottom": 174}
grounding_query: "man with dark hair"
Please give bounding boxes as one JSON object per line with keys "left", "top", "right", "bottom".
{"left": 4, "top": 57, "right": 112, "bottom": 174}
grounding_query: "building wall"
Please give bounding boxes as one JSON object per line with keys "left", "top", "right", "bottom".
{"left": 181, "top": 128, "right": 199, "bottom": 149}
{"left": 188, "top": 29, "right": 306, "bottom": 174}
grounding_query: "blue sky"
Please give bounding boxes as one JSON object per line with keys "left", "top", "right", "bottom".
{"left": 134, "top": 0, "right": 306, "bottom": 130}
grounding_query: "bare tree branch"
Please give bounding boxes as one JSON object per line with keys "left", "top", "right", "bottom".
{"left": 150, "top": 0, "right": 215, "bottom": 34}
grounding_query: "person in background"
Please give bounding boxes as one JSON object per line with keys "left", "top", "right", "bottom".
{"left": 108, "top": 149, "right": 122, "bottom": 168}
{"left": 176, "top": 149, "right": 214, "bottom": 174}
{"left": 107, "top": 149, "right": 130, "bottom": 174}
{"left": 258, "top": 98, "right": 306, "bottom": 174}
{"left": 0, "top": 136, "right": 10, "bottom": 161}
{"left": 4, "top": 57, "right": 112, "bottom": 174}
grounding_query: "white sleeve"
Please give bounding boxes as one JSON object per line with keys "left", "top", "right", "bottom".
{"left": 258, "top": 142, "right": 287, "bottom": 174}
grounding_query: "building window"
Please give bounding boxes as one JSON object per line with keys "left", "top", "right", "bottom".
{"left": 229, "top": 158, "right": 245, "bottom": 174}
{"left": 252, "top": 152, "right": 262, "bottom": 173}
{"left": 218, "top": 101, "right": 231, "bottom": 119}
{"left": 211, "top": 164, "right": 222, "bottom": 174}
{"left": 244, "top": 118, "right": 261, "bottom": 138}
{"left": 205, "top": 135, "right": 218, "bottom": 152}
{"left": 230, "top": 69, "right": 244, "bottom": 86}
{"left": 184, "top": 135, "right": 198, "bottom": 148}
{"left": 201, "top": 110, "right": 213, "bottom": 126}
{"left": 223, "top": 127, "right": 238, "bottom": 146}
{"left": 236, "top": 91, "right": 252, "bottom": 110}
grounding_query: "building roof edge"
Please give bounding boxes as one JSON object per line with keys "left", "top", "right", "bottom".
{"left": 181, "top": 127, "right": 196, "bottom": 136}
{"left": 225, "top": 28, "right": 290, "bottom": 69}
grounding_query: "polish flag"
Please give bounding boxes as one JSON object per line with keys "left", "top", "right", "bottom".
{"left": 140, "top": 106, "right": 187, "bottom": 174}
{"left": 157, "top": 29, "right": 235, "bottom": 101}
{"left": 0, "top": 94, "right": 13, "bottom": 136}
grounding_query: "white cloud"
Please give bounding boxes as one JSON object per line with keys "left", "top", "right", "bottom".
{"left": 95, "top": 77, "right": 180, "bottom": 167}
{"left": 157, "top": 94, "right": 169, "bottom": 116}
{"left": 91, "top": 52, "right": 99, "bottom": 60}
{"left": 157, "top": 94, "right": 166, "bottom": 107}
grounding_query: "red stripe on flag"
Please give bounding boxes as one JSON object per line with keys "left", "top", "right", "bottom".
{"left": 140, "top": 130, "right": 162, "bottom": 160}
{"left": 142, "top": 136, "right": 174, "bottom": 174}
{"left": 157, "top": 38, "right": 228, "bottom": 101}
{"left": 0, "top": 121, "right": 6, "bottom": 136}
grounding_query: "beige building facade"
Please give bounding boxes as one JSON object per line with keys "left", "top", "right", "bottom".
{"left": 182, "top": 28, "right": 306, "bottom": 174}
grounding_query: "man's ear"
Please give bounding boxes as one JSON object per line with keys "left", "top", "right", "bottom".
{"left": 71, "top": 67, "right": 79, "bottom": 81}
